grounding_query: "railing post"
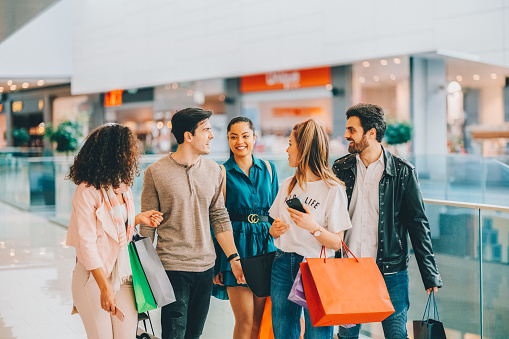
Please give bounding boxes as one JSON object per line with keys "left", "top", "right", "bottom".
{"left": 479, "top": 208, "right": 484, "bottom": 338}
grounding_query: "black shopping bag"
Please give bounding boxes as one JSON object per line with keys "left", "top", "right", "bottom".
{"left": 240, "top": 233, "right": 275, "bottom": 298}
{"left": 413, "top": 292, "right": 446, "bottom": 339}
{"left": 132, "top": 231, "right": 176, "bottom": 308}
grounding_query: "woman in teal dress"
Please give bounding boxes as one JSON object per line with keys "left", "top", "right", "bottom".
{"left": 213, "top": 116, "right": 279, "bottom": 339}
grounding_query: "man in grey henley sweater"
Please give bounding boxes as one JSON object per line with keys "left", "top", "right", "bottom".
{"left": 140, "top": 108, "right": 245, "bottom": 339}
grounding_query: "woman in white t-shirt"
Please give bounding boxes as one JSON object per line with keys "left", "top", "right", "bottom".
{"left": 268, "top": 118, "right": 352, "bottom": 339}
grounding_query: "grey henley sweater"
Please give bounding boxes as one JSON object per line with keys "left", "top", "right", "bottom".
{"left": 140, "top": 154, "right": 232, "bottom": 272}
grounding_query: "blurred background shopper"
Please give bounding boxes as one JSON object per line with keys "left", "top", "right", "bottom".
{"left": 66, "top": 124, "right": 162, "bottom": 339}
{"left": 268, "top": 119, "right": 352, "bottom": 339}
{"left": 213, "top": 116, "right": 279, "bottom": 339}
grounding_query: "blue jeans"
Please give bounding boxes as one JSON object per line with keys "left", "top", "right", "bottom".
{"left": 337, "top": 269, "right": 410, "bottom": 339}
{"left": 161, "top": 268, "right": 214, "bottom": 339}
{"left": 270, "top": 250, "right": 334, "bottom": 339}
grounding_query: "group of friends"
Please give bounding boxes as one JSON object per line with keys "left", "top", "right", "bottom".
{"left": 66, "top": 103, "right": 443, "bottom": 339}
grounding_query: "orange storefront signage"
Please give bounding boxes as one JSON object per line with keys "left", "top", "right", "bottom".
{"left": 104, "top": 89, "right": 123, "bottom": 107}
{"left": 241, "top": 67, "right": 331, "bottom": 93}
{"left": 273, "top": 107, "right": 323, "bottom": 117}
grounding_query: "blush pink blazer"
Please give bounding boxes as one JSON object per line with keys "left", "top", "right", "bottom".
{"left": 66, "top": 183, "right": 121, "bottom": 276}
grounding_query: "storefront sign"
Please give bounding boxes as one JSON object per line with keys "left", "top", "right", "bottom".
{"left": 241, "top": 67, "right": 330, "bottom": 93}
{"left": 104, "top": 89, "right": 123, "bottom": 107}
{"left": 12, "top": 101, "right": 23, "bottom": 112}
{"left": 273, "top": 107, "right": 323, "bottom": 117}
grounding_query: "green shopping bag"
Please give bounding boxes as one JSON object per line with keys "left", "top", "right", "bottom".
{"left": 129, "top": 243, "right": 157, "bottom": 313}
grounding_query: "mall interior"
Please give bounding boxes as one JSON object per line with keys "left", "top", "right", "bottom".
{"left": 1, "top": 1, "right": 509, "bottom": 338}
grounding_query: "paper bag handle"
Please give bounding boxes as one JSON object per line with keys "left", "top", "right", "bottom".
{"left": 340, "top": 240, "right": 359, "bottom": 263}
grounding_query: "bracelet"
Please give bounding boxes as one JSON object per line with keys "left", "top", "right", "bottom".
{"left": 227, "top": 253, "right": 239, "bottom": 262}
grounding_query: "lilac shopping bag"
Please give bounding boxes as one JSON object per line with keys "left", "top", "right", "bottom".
{"left": 288, "top": 258, "right": 307, "bottom": 308}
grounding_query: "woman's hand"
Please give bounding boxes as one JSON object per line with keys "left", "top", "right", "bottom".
{"left": 99, "top": 281, "right": 117, "bottom": 315}
{"left": 287, "top": 205, "right": 318, "bottom": 232}
{"left": 269, "top": 217, "right": 290, "bottom": 239}
{"left": 135, "top": 210, "right": 163, "bottom": 227}
{"left": 213, "top": 272, "right": 224, "bottom": 286}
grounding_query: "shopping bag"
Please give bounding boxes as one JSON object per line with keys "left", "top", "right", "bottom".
{"left": 128, "top": 243, "right": 157, "bottom": 313}
{"left": 288, "top": 258, "right": 307, "bottom": 308}
{"left": 257, "top": 297, "right": 305, "bottom": 339}
{"left": 132, "top": 232, "right": 176, "bottom": 307}
{"left": 413, "top": 292, "right": 447, "bottom": 339}
{"left": 300, "top": 243, "right": 394, "bottom": 327}
{"left": 240, "top": 234, "right": 275, "bottom": 298}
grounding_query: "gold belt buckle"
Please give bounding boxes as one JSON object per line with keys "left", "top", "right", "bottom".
{"left": 247, "top": 214, "right": 259, "bottom": 224}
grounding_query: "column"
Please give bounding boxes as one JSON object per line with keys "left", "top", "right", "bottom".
{"left": 331, "top": 65, "right": 352, "bottom": 141}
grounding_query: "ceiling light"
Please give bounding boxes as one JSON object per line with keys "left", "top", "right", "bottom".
{"left": 373, "top": 76, "right": 379, "bottom": 82}
{"left": 22, "top": 82, "right": 29, "bottom": 89}
{"left": 10, "top": 85, "right": 17, "bottom": 90}
{"left": 7, "top": 80, "right": 12, "bottom": 86}
{"left": 491, "top": 73, "right": 497, "bottom": 80}
{"left": 447, "top": 81, "right": 462, "bottom": 93}
{"left": 456, "top": 75, "right": 463, "bottom": 82}
{"left": 37, "top": 80, "right": 44, "bottom": 86}
{"left": 389, "top": 74, "right": 396, "bottom": 80}
{"left": 167, "top": 121, "right": 172, "bottom": 129}
{"left": 172, "top": 83, "right": 179, "bottom": 89}
{"left": 0, "top": 87, "right": 3, "bottom": 92}
{"left": 325, "top": 84, "right": 333, "bottom": 90}
{"left": 473, "top": 74, "right": 480, "bottom": 81}
{"left": 157, "top": 121, "right": 163, "bottom": 129}
{"left": 393, "top": 58, "right": 401, "bottom": 64}
{"left": 359, "top": 77, "right": 366, "bottom": 83}
{"left": 362, "top": 61, "right": 370, "bottom": 68}
{"left": 380, "top": 59, "right": 388, "bottom": 66}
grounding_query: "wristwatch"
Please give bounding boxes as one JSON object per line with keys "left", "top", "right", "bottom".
{"left": 311, "top": 227, "right": 322, "bottom": 237}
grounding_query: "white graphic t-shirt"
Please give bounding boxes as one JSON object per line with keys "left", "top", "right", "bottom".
{"left": 269, "top": 177, "right": 352, "bottom": 258}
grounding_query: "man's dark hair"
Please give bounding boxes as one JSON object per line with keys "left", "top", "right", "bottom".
{"left": 171, "top": 108, "right": 213, "bottom": 144}
{"left": 346, "top": 103, "right": 387, "bottom": 142}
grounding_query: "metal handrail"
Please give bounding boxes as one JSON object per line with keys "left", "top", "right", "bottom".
{"left": 424, "top": 198, "right": 509, "bottom": 213}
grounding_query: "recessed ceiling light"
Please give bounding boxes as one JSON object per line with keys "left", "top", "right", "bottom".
{"left": 473, "top": 74, "right": 480, "bottom": 81}
{"left": 0, "top": 87, "right": 3, "bottom": 92}
{"left": 373, "top": 76, "right": 380, "bottom": 82}
{"left": 172, "top": 83, "right": 179, "bottom": 89}
{"left": 491, "top": 73, "right": 497, "bottom": 80}
{"left": 359, "top": 77, "right": 366, "bottom": 83}
{"left": 37, "top": 80, "right": 44, "bottom": 86}
{"left": 10, "top": 85, "right": 17, "bottom": 90}
{"left": 22, "top": 82, "right": 29, "bottom": 89}
{"left": 7, "top": 80, "right": 12, "bottom": 86}
{"left": 380, "top": 59, "right": 388, "bottom": 66}
{"left": 393, "top": 58, "right": 401, "bottom": 64}
{"left": 389, "top": 74, "right": 396, "bottom": 80}
{"left": 362, "top": 61, "right": 370, "bottom": 68}
{"left": 325, "top": 84, "right": 333, "bottom": 90}
{"left": 456, "top": 75, "right": 463, "bottom": 82}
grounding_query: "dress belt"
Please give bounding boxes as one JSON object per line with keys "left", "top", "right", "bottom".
{"left": 229, "top": 214, "right": 269, "bottom": 224}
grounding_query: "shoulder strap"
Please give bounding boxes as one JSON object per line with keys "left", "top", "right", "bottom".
{"left": 263, "top": 160, "right": 273, "bottom": 183}
{"left": 219, "top": 164, "right": 226, "bottom": 199}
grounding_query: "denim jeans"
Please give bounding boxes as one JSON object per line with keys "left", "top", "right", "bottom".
{"left": 337, "top": 269, "right": 410, "bottom": 339}
{"left": 271, "top": 250, "right": 334, "bottom": 339}
{"left": 161, "top": 268, "right": 214, "bottom": 339}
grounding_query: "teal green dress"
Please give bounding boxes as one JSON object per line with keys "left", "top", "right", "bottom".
{"left": 212, "top": 155, "right": 279, "bottom": 299}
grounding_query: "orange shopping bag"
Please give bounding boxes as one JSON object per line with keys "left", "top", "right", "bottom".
{"left": 258, "top": 297, "right": 305, "bottom": 339}
{"left": 300, "top": 243, "right": 395, "bottom": 327}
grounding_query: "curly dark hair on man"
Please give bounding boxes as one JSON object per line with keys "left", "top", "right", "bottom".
{"left": 346, "top": 103, "right": 387, "bottom": 142}
{"left": 67, "top": 124, "right": 141, "bottom": 190}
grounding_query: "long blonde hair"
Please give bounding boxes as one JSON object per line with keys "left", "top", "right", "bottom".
{"left": 288, "top": 118, "right": 345, "bottom": 195}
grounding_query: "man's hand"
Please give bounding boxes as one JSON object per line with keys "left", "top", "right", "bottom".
{"left": 426, "top": 286, "right": 439, "bottom": 294}
{"left": 230, "top": 258, "right": 246, "bottom": 284}
{"left": 213, "top": 272, "right": 224, "bottom": 286}
{"left": 287, "top": 205, "right": 317, "bottom": 232}
{"left": 135, "top": 210, "right": 163, "bottom": 227}
{"left": 269, "top": 217, "right": 290, "bottom": 238}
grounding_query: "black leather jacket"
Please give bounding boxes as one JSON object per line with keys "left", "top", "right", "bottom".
{"left": 333, "top": 147, "right": 442, "bottom": 290}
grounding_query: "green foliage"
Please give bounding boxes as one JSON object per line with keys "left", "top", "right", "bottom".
{"left": 384, "top": 121, "right": 412, "bottom": 145}
{"left": 12, "top": 127, "right": 30, "bottom": 146}
{"left": 45, "top": 121, "right": 83, "bottom": 153}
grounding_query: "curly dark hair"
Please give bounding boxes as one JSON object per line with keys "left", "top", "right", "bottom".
{"left": 346, "top": 103, "right": 387, "bottom": 142}
{"left": 67, "top": 124, "right": 141, "bottom": 190}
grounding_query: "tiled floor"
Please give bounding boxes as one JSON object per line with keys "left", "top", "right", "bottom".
{"left": 0, "top": 201, "right": 235, "bottom": 339}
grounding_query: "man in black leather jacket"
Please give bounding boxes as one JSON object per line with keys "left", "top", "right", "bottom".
{"left": 333, "top": 104, "right": 442, "bottom": 339}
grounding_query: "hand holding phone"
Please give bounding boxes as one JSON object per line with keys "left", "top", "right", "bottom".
{"left": 286, "top": 197, "right": 306, "bottom": 213}
{"left": 113, "top": 305, "right": 125, "bottom": 322}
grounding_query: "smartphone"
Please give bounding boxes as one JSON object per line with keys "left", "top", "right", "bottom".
{"left": 113, "top": 305, "right": 125, "bottom": 322}
{"left": 286, "top": 197, "right": 306, "bottom": 213}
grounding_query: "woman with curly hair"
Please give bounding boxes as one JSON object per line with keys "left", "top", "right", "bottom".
{"left": 66, "top": 124, "right": 163, "bottom": 339}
